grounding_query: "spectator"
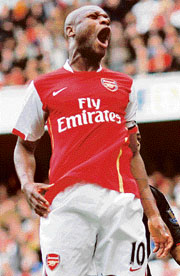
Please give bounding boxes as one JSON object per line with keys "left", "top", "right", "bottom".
{"left": 108, "top": 21, "right": 128, "bottom": 71}
{"left": 129, "top": 35, "right": 149, "bottom": 74}
{"left": 0, "top": 0, "right": 180, "bottom": 83}
{"left": 170, "top": 0, "right": 180, "bottom": 29}
{"left": 132, "top": 0, "right": 160, "bottom": 34}
{"left": 147, "top": 33, "right": 172, "bottom": 73}
{"left": 164, "top": 24, "right": 179, "bottom": 51}
{"left": 169, "top": 41, "right": 180, "bottom": 71}
{"left": 0, "top": 183, "right": 42, "bottom": 275}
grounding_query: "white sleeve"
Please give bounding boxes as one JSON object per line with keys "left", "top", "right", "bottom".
{"left": 125, "top": 82, "right": 137, "bottom": 129}
{"left": 13, "top": 81, "right": 46, "bottom": 141}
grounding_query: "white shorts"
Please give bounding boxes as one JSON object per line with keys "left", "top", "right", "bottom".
{"left": 40, "top": 183, "right": 147, "bottom": 276}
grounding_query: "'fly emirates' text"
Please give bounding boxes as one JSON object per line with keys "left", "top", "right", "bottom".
{"left": 57, "top": 98, "right": 121, "bottom": 133}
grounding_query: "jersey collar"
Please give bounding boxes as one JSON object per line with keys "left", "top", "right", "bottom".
{"left": 63, "top": 59, "right": 102, "bottom": 72}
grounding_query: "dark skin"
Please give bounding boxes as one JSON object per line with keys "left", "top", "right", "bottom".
{"left": 137, "top": 132, "right": 180, "bottom": 265}
{"left": 64, "top": 5, "right": 111, "bottom": 71}
{"left": 14, "top": 138, "right": 52, "bottom": 217}
{"left": 14, "top": 5, "right": 173, "bottom": 259}
{"left": 171, "top": 245, "right": 180, "bottom": 265}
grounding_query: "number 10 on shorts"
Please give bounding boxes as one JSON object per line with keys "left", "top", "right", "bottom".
{"left": 130, "top": 242, "right": 146, "bottom": 267}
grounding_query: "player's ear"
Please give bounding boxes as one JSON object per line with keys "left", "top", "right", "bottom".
{"left": 66, "top": 25, "right": 75, "bottom": 38}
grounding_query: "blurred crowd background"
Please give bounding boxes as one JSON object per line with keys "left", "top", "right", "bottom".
{"left": 0, "top": 0, "right": 180, "bottom": 87}
{"left": 0, "top": 0, "right": 180, "bottom": 275}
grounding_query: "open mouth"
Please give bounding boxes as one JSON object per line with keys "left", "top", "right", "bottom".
{"left": 97, "top": 27, "right": 111, "bottom": 47}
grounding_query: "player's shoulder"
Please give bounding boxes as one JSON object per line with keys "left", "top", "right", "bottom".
{"left": 34, "top": 67, "right": 68, "bottom": 86}
{"left": 102, "top": 67, "right": 133, "bottom": 83}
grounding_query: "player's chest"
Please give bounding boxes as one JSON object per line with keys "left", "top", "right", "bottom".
{"left": 45, "top": 74, "right": 130, "bottom": 113}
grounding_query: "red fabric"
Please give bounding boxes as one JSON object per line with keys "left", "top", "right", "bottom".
{"left": 12, "top": 128, "right": 25, "bottom": 140}
{"left": 15, "top": 67, "right": 140, "bottom": 204}
{"left": 128, "top": 125, "right": 138, "bottom": 135}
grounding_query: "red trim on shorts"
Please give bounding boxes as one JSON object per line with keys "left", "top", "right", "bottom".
{"left": 12, "top": 128, "right": 25, "bottom": 140}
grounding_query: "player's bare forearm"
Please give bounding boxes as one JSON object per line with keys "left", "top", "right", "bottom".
{"left": 129, "top": 132, "right": 173, "bottom": 257}
{"left": 130, "top": 152, "right": 160, "bottom": 218}
{"left": 14, "top": 137, "right": 52, "bottom": 217}
{"left": 131, "top": 151, "right": 173, "bottom": 257}
{"left": 129, "top": 132, "right": 162, "bottom": 217}
{"left": 129, "top": 133, "right": 159, "bottom": 217}
{"left": 14, "top": 137, "right": 37, "bottom": 189}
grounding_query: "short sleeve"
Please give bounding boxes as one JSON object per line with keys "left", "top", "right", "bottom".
{"left": 12, "top": 81, "right": 46, "bottom": 141}
{"left": 125, "top": 82, "right": 137, "bottom": 129}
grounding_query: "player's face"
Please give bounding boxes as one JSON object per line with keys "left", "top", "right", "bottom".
{"left": 74, "top": 7, "right": 111, "bottom": 59}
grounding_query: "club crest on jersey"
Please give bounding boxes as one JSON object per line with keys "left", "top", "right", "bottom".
{"left": 46, "top": 253, "right": 60, "bottom": 271}
{"left": 101, "top": 78, "right": 118, "bottom": 92}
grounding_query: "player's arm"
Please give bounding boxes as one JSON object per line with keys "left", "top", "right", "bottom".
{"left": 151, "top": 186, "right": 180, "bottom": 265}
{"left": 129, "top": 132, "right": 173, "bottom": 258}
{"left": 125, "top": 83, "right": 173, "bottom": 258}
{"left": 12, "top": 81, "right": 53, "bottom": 217}
{"left": 14, "top": 137, "right": 52, "bottom": 217}
{"left": 171, "top": 245, "right": 180, "bottom": 265}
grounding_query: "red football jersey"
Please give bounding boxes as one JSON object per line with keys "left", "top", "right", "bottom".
{"left": 13, "top": 61, "right": 140, "bottom": 203}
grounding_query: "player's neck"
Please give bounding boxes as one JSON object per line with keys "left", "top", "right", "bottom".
{"left": 69, "top": 55, "right": 102, "bottom": 72}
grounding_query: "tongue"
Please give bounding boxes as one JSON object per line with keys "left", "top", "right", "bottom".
{"left": 98, "top": 33, "right": 106, "bottom": 43}
{"left": 98, "top": 28, "right": 109, "bottom": 44}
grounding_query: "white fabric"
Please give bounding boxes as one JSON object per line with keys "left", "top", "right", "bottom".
{"left": 40, "top": 184, "right": 147, "bottom": 276}
{"left": 125, "top": 82, "right": 137, "bottom": 129}
{"left": 63, "top": 59, "right": 103, "bottom": 72}
{"left": 170, "top": 10, "right": 180, "bottom": 28}
{"left": 14, "top": 81, "right": 45, "bottom": 141}
{"left": 132, "top": 0, "right": 160, "bottom": 34}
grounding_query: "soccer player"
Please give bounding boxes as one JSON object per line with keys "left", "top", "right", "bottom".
{"left": 136, "top": 131, "right": 180, "bottom": 275}
{"left": 13, "top": 5, "right": 173, "bottom": 276}
{"left": 144, "top": 185, "right": 180, "bottom": 276}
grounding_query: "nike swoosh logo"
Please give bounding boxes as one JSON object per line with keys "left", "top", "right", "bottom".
{"left": 53, "top": 87, "right": 67, "bottom": 96}
{"left": 130, "top": 267, "right": 141, "bottom": 272}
